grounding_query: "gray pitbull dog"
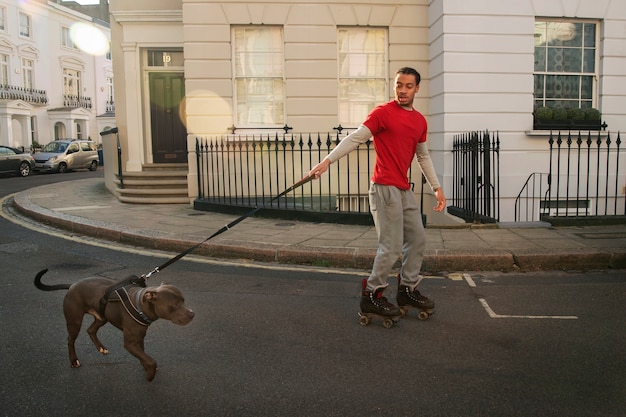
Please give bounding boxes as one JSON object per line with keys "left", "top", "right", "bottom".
{"left": 34, "top": 268, "right": 194, "bottom": 381}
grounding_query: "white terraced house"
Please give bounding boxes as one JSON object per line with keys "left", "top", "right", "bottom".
{"left": 105, "top": 0, "right": 626, "bottom": 223}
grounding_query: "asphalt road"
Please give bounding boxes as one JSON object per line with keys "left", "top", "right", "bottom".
{"left": 1, "top": 170, "right": 625, "bottom": 417}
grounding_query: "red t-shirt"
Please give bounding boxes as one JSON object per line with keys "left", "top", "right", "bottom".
{"left": 363, "top": 100, "right": 427, "bottom": 190}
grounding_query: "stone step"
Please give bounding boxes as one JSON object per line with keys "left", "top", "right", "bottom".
{"left": 118, "top": 188, "right": 188, "bottom": 196}
{"left": 118, "top": 195, "right": 190, "bottom": 204}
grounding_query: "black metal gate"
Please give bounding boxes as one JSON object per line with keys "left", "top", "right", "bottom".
{"left": 448, "top": 130, "right": 500, "bottom": 223}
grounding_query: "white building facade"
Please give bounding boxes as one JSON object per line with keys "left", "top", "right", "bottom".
{"left": 109, "top": 0, "right": 626, "bottom": 222}
{"left": 0, "top": 0, "right": 113, "bottom": 150}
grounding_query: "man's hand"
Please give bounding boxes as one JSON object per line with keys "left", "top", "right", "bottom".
{"left": 309, "top": 158, "right": 331, "bottom": 179}
{"left": 433, "top": 188, "right": 446, "bottom": 212}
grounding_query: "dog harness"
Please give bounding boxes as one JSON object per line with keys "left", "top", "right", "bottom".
{"left": 99, "top": 275, "right": 153, "bottom": 326}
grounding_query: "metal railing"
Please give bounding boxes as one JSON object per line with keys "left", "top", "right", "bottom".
{"left": 63, "top": 94, "right": 92, "bottom": 109}
{"left": 194, "top": 131, "right": 426, "bottom": 224}
{"left": 515, "top": 130, "right": 624, "bottom": 222}
{"left": 0, "top": 84, "right": 48, "bottom": 104}
{"left": 448, "top": 130, "right": 501, "bottom": 223}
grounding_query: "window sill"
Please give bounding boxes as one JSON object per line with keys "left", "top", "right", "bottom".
{"left": 525, "top": 130, "right": 610, "bottom": 138}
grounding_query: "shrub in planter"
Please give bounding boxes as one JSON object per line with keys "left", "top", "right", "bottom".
{"left": 552, "top": 107, "right": 568, "bottom": 121}
{"left": 584, "top": 108, "right": 601, "bottom": 121}
{"left": 567, "top": 108, "right": 585, "bottom": 121}
{"left": 534, "top": 106, "right": 553, "bottom": 121}
{"left": 533, "top": 106, "right": 603, "bottom": 131}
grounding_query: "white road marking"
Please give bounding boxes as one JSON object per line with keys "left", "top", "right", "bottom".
{"left": 460, "top": 272, "right": 579, "bottom": 320}
{"left": 479, "top": 298, "right": 578, "bottom": 320}
{"left": 463, "top": 273, "right": 476, "bottom": 287}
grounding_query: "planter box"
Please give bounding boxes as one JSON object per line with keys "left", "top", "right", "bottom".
{"left": 534, "top": 119, "right": 602, "bottom": 131}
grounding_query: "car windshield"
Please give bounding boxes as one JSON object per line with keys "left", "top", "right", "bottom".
{"left": 41, "top": 142, "right": 68, "bottom": 153}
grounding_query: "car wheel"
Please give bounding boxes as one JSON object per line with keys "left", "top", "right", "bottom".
{"left": 57, "top": 162, "right": 68, "bottom": 173}
{"left": 89, "top": 160, "right": 98, "bottom": 171}
{"left": 18, "top": 162, "right": 31, "bottom": 177}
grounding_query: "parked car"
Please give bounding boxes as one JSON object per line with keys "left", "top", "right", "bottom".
{"left": 33, "top": 139, "right": 99, "bottom": 173}
{"left": 0, "top": 145, "right": 36, "bottom": 177}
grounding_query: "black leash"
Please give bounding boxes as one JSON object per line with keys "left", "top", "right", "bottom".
{"left": 142, "top": 174, "right": 315, "bottom": 279}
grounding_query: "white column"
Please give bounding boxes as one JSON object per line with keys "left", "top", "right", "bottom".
{"left": 20, "top": 115, "right": 32, "bottom": 149}
{"left": 121, "top": 42, "right": 143, "bottom": 172}
{"left": 0, "top": 114, "right": 13, "bottom": 146}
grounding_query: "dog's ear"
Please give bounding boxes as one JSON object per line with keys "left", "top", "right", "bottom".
{"left": 144, "top": 290, "right": 158, "bottom": 302}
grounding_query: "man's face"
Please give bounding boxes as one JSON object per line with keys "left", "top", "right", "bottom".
{"left": 394, "top": 73, "right": 419, "bottom": 108}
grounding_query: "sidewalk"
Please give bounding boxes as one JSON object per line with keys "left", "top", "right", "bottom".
{"left": 10, "top": 177, "right": 626, "bottom": 272}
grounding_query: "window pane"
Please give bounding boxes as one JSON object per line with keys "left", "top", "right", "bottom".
{"left": 338, "top": 29, "right": 386, "bottom": 78}
{"left": 534, "top": 46, "right": 546, "bottom": 71}
{"left": 534, "top": 75, "right": 544, "bottom": 99}
{"left": 581, "top": 76, "right": 593, "bottom": 100}
{"left": 583, "top": 23, "right": 596, "bottom": 47}
{"left": 534, "top": 22, "right": 547, "bottom": 46}
{"left": 545, "top": 75, "right": 580, "bottom": 100}
{"left": 147, "top": 50, "right": 184, "bottom": 67}
{"left": 338, "top": 79, "right": 386, "bottom": 125}
{"left": 234, "top": 27, "right": 282, "bottom": 77}
{"left": 583, "top": 49, "right": 595, "bottom": 72}
{"left": 546, "top": 22, "right": 581, "bottom": 47}
{"left": 236, "top": 78, "right": 284, "bottom": 125}
{"left": 546, "top": 47, "right": 583, "bottom": 72}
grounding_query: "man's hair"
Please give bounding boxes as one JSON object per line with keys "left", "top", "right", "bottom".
{"left": 396, "top": 67, "right": 421, "bottom": 85}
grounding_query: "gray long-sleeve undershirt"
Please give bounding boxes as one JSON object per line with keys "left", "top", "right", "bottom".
{"left": 325, "top": 125, "right": 441, "bottom": 191}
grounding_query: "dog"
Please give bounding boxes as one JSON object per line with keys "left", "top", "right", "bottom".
{"left": 34, "top": 268, "right": 194, "bottom": 381}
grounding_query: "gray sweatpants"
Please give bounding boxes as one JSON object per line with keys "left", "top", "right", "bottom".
{"left": 366, "top": 183, "right": 425, "bottom": 291}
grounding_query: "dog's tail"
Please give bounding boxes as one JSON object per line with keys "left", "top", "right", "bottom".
{"left": 34, "top": 269, "right": 71, "bottom": 291}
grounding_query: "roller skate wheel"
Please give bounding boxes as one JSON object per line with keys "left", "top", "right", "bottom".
{"left": 399, "top": 307, "right": 408, "bottom": 317}
{"left": 418, "top": 310, "right": 430, "bottom": 320}
{"left": 359, "top": 313, "right": 370, "bottom": 326}
{"left": 383, "top": 318, "right": 395, "bottom": 329}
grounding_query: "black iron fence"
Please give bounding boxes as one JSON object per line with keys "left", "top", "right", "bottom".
{"left": 515, "top": 131, "right": 624, "bottom": 222}
{"left": 194, "top": 131, "right": 426, "bottom": 224}
{"left": 448, "top": 130, "right": 501, "bottom": 223}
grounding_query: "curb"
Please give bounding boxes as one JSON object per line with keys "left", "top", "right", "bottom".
{"left": 11, "top": 193, "right": 624, "bottom": 273}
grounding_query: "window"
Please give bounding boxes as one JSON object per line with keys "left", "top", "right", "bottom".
{"left": 30, "top": 116, "right": 37, "bottom": 144}
{"left": 21, "top": 58, "right": 33, "bottom": 89}
{"left": 147, "top": 50, "right": 184, "bottom": 67}
{"left": 0, "top": 6, "right": 6, "bottom": 32}
{"left": 106, "top": 76, "right": 114, "bottom": 101}
{"left": 63, "top": 68, "right": 80, "bottom": 96}
{"left": 338, "top": 28, "right": 387, "bottom": 126}
{"left": 534, "top": 20, "right": 598, "bottom": 110}
{"left": 233, "top": 26, "right": 284, "bottom": 127}
{"left": 19, "top": 12, "right": 31, "bottom": 38}
{"left": 0, "top": 53, "right": 8, "bottom": 85}
{"left": 61, "top": 26, "right": 77, "bottom": 49}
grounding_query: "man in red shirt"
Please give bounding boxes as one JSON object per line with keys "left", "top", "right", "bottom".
{"left": 310, "top": 67, "right": 446, "bottom": 322}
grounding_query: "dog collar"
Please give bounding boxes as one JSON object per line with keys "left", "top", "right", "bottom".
{"left": 115, "top": 286, "right": 154, "bottom": 326}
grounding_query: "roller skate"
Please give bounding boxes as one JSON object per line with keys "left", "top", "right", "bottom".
{"left": 396, "top": 275, "right": 434, "bottom": 320}
{"left": 358, "top": 279, "right": 402, "bottom": 329}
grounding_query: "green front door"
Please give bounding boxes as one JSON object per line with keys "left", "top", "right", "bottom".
{"left": 149, "top": 72, "right": 187, "bottom": 163}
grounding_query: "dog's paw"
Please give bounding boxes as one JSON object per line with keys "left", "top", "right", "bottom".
{"left": 98, "top": 347, "right": 109, "bottom": 355}
{"left": 71, "top": 360, "right": 81, "bottom": 368}
{"left": 145, "top": 365, "right": 158, "bottom": 382}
